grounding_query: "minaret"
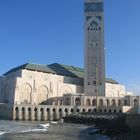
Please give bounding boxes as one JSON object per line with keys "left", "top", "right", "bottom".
{"left": 84, "top": 0, "right": 105, "bottom": 96}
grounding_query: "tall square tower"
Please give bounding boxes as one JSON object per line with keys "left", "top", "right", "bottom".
{"left": 84, "top": 0, "right": 105, "bottom": 96}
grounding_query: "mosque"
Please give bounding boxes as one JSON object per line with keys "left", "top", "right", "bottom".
{"left": 0, "top": 0, "right": 139, "bottom": 121}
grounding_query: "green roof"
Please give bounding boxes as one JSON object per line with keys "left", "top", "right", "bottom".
{"left": 4, "top": 63, "right": 118, "bottom": 84}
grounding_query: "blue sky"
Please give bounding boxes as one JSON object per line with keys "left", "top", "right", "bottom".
{"left": 0, "top": 0, "right": 140, "bottom": 94}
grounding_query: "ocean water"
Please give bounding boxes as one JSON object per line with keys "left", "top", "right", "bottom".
{"left": 0, "top": 120, "right": 110, "bottom": 140}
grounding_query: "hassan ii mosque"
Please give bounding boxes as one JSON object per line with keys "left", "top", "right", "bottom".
{"left": 0, "top": 0, "right": 139, "bottom": 121}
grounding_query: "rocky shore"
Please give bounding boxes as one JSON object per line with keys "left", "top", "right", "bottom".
{"left": 111, "top": 131, "right": 140, "bottom": 140}
{"left": 63, "top": 113, "right": 140, "bottom": 140}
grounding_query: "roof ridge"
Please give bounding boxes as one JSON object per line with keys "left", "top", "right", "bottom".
{"left": 3, "top": 62, "right": 118, "bottom": 84}
{"left": 27, "top": 62, "right": 47, "bottom": 67}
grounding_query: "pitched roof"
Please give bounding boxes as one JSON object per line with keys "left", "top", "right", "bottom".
{"left": 4, "top": 63, "right": 55, "bottom": 75}
{"left": 4, "top": 63, "right": 118, "bottom": 84}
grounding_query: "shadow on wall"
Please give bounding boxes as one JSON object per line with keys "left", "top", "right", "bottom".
{"left": 40, "top": 97, "right": 63, "bottom": 105}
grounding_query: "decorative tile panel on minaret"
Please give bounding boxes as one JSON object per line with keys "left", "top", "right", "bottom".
{"left": 84, "top": 0, "right": 105, "bottom": 96}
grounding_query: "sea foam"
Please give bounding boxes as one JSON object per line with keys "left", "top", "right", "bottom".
{"left": 18, "top": 123, "right": 50, "bottom": 133}
{"left": 0, "top": 123, "right": 50, "bottom": 136}
{"left": 0, "top": 131, "right": 7, "bottom": 136}
{"left": 38, "top": 123, "right": 50, "bottom": 129}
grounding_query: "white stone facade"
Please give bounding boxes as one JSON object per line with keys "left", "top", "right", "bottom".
{"left": 0, "top": 68, "right": 84, "bottom": 105}
{"left": 105, "top": 83, "right": 126, "bottom": 97}
{"left": 0, "top": 65, "right": 129, "bottom": 107}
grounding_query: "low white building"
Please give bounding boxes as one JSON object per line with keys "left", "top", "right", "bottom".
{"left": 0, "top": 63, "right": 130, "bottom": 105}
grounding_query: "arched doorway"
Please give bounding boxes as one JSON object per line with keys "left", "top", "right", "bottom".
{"left": 21, "top": 107, "right": 25, "bottom": 120}
{"left": 112, "top": 99, "right": 116, "bottom": 106}
{"left": 65, "top": 108, "right": 68, "bottom": 117}
{"left": 66, "top": 98, "right": 70, "bottom": 105}
{"left": 34, "top": 108, "right": 37, "bottom": 120}
{"left": 71, "top": 108, "right": 74, "bottom": 114}
{"left": 75, "top": 97, "right": 81, "bottom": 106}
{"left": 124, "top": 100, "right": 128, "bottom": 106}
{"left": 59, "top": 108, "right": 63, "bottom": 119}
{"left": 52, "top": 108, "right": 57, "bottom": 121}
{"left": 57, "top": 99, "right": 62, "bottom": 105}
{"left": 28, "top": 107, "right": 31, "bottom": 120}
{"left": 15, "top": 107, "right": 19, "bottom": 120}
{"left": 88, "top": 109, "right": 91, "bottom": 113}
{"left": 40, "top": 108, "right": 44, "bottom": 121}
{"left": 76, "top": 108, "right": 80, "bottom": 113}
{"left": 118, "top": 99, "right": 121, "bottom": 106}
{"left": 92, "top": 99, "right": 96, "bottom": 106}
{"left": 99, "top": 99, "right": 104, "bottom": 107}
{"left": 106, "top": 99, "right": 110, "bottom": 106}
{"left": 134, "top": 99, "right": 138, "bottom": 107}
{"left": 86, "top": 99, "right": 91, "bottom": 106}
{"left": 46, "top": 108, "right": 50, "bottom": 121}
{"left": 82, "top": 109, "right": 86, "bottom": 113}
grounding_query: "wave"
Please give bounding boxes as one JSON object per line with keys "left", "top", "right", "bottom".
{"left": 0, "top": 131, "right": 7, "bottom": 136}
{"left": 38, "top": 123, "right": 50, "bottom": 129}
{"left": 0, "top": 123, "right": 50, "bottom": 136}
{"left": 19, "top": 128, "right": 47, "bottom": 133}
{"left": 50, "top": 121, "right": 58, "bottom": 124}
{"left": 17, "top": 123, "right": 50, "bottom": 133}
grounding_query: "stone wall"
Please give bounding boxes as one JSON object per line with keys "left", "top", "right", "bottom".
{"left": 12, "top": 104, "right": 125, "bottom": 121}
{"left": 0, "top": 103, "right": 13, "bottom": 120}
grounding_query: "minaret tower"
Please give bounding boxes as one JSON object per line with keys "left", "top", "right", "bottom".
{"left": 84, "top": 0, "right": 105, "bottom": 96}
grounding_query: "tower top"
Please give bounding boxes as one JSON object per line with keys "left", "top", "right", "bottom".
{"left": 84, "top": 0, "right": 103, "bottom": 3}
{"left": 84, "top": 0, "right": 103, "bottom": 13}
